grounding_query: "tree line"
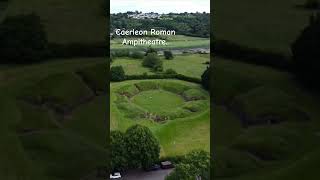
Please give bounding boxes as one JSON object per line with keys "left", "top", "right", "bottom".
{"left": 110, "top": 12, "right": 210, "bottom": 38}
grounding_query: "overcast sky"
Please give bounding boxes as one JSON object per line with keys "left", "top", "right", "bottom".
{"left": 110, "top": 0, "right": 210, "bottom": 14}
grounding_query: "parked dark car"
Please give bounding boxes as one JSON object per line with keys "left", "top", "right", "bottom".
{"left": 160, "top": 161, "right": 174, "bottom": 169}
{"left": 146, "top": 164, "right": 161, "bottom": 171}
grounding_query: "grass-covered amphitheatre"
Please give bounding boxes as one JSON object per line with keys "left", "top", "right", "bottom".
{"left": 114, "top": 81, "right": 208, "bottom": 122}
{"left": 110, "top": 54, "right": 211, "bottom": 157}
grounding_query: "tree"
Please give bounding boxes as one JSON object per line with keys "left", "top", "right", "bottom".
{"left": 111, "top": 66, "right": 126, "bottom": 81}
{"left": 291, "top": 13, "right": 320, "bottom": 90}
{"left": 201, "top": 66, "right": 210, "bottom": 90}
{"left": 0, "top": 13, "right": 48, "bottom": 64}
{"left": 110, "top": 131, "right": 128, "bottom": 172}
{"left": 142, "top": 52, "right": 163, "bottom": 72}
{"left": 124, "top": 125, "right": 160, "bottom": 169}
{"left": 145, "top": 47, "right": 158, "bottom": 55}
{"left": 165, "top": 164, "right": 195, "bottom": 180}
{"left": 130, "top": 51, "right": 144, "bottom": 59}
{"left": 166, "top": 150, "right": 210, "bottom": 180}
{"left": 164, "top": 50, "right": 174, "bottom": 60}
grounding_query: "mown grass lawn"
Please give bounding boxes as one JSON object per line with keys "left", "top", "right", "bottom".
{"left": 132, "top": 90, "right": 185, "bottom": 113}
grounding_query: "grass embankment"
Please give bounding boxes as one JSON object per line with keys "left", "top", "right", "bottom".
{"left": 213, "top": 57, "right": 320, "bottom": 180}
{"left": 0, "top": 58, "right": 108, "bottom": 180}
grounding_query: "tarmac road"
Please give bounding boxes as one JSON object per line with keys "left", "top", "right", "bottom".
{"left": 122, "top": 169, "right": 174, "bottom": 180}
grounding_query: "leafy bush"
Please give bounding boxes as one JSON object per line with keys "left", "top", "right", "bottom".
{"left": 111, "top": 66, "right": 126, "bottom": 82}
{"left": 111, "top": 50, "right": 130, "bottom": 58}
{"left": 165, "top": 68, "right": 177, "bottom": 75}
{"left": 142, "top": 53, "right": 163, "bottom": 72}
{"left": 145, "top": 47, "right": 158, "bottom": 55}
{"left": 125, "top": 125, "right": 160, "bottom": 169}
{"left": 164, "top": 50, "right": 174, "bottom": 60}
{"left": 292, "top": 13, "right": 320, "bottom": 90}
{"left": 166, "top": 150, "right": 210, "bottom": 180}
{"left": 0, "top": 13, "right": 48, "bottom": 64}
{"left": 110, "top": 131, "right": 128, "bottom": 172}
{"left": 130, "top": 51, "right": 144, "bottom": 59}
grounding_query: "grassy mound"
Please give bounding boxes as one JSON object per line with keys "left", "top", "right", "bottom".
{"left": 0, "top": 58, "right": 107, "bottom": 180}
{"left": 271, "top": 148, "right": 320, "bottom": 180}
{"left": 214, "top": 57, "right": 320, "bottom": 179}
{"left": 77, "top": 63, "right": 106, "bottom": 94}
{"left": 231, "top": 127, "right": 301, "bottom": 161}
{"left": 20, "top": 130, "right": 107, "bottom": 180}
{"left": 16, "top": 101, "right": 58, "bottom": 132}
{"left": 231, "top": 86, "right": 309, "bottom": 126}
{"left": 22, "top": 73, "right": 94, "bottom": 113}
{"left": 214, "top": 147, "right": 261, "bottom": 178}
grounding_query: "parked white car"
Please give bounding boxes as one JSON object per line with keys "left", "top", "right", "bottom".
{"left": 110, "top": 172, "right": 121, "bottom": 179}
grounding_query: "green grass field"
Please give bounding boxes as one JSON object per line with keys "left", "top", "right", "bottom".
{"left": 111, "top": 54, "right": 209, "bottom": 78}
{"left": 111, "top": 35, "right": 210, "bottom": 50}
{"left": 2, "top": 0, "right": 106, "bottom": 43}
{"left": 132, "top": 90, "right": 185, "bottom": 113}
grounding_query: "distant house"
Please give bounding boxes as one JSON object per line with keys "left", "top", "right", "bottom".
{"left": 128, "top": 12, "right": 161, "bottom": 19}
